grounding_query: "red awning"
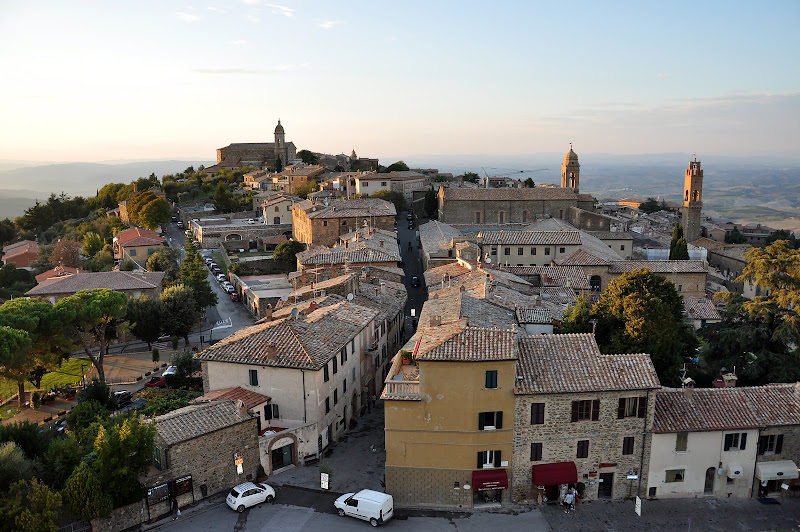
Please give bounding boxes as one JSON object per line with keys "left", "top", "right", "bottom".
{"left": 472, "top": 469, "right": 508, "bottom": 491}
{"left": 532, "top": 462, "right": 578, "bottom": 487}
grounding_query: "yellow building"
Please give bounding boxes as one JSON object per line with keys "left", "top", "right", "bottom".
{"left": 382, "top": 322, "right": 517, "bottom": 508}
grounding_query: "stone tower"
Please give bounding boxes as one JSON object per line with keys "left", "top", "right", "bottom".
{"left": 681, "top": 158, "right": 703, "bottom": 242}
{"left": 274, "top": 119, "right": 286, "bottom": 165}
{"left": 561, "top": 144, "right": 580, "bottom": 192}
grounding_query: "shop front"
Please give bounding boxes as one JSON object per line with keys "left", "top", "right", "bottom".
{"left": 531, "top": 461, "right": 578, "bottom": 504}
{"left": 472, "top": 469, "right": 509, "bottom": 506}
{"left": 755, "top": 460, "right": 799, "bottom": 496}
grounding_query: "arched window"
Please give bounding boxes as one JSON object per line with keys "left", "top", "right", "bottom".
{"left": 590, "top": 275, "right": 602, "bottom": 291}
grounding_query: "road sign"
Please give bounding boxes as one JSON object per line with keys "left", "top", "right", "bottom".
{"left": 321, "top": 473, "right": 329, "bottom": 490}
{"left": 634, "top": 496, "right": 641, "bottom": 516}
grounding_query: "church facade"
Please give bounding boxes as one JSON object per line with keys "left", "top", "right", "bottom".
{"left": 207, "top": 120, "right": 297, "bottom": 173}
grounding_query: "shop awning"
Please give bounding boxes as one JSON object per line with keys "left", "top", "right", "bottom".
{"left": 472, "top": 469, "right": 508, "bottom": 491}
{"left": 532, "top": 462, "right": 578, "bottom": 487}
{"left": 726, "top": 464, "right": 744, "bottom": 478}
{"left": 755, "top": 460, "right": 799, "bottom": 481}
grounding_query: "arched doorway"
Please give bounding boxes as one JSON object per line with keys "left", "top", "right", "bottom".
{"left": 704, "top": 467, "right": 715, "bottom": 495}
{"left": 590, "top": 275, "right": 602, "bottom": 291}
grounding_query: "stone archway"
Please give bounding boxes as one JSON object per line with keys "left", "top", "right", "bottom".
{"left": 225, "top": 233, "right": 243, "bottom": 241}
{"left": 267, "top": 433, "right": 300, "bottom": 474}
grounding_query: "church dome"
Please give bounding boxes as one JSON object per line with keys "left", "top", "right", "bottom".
{"left": 563, "top": 146, "right": 579, "bottom": 165}
{"left": 274, "top": 120, "right": 285, "bottom": 134}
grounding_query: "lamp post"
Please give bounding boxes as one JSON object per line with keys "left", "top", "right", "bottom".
{"left": 80, "top": 363, "right": 87, "bottom": 389}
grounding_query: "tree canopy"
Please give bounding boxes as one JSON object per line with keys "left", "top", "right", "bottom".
{"left": 371, "top": 189, "right": 406, "bottom": 214}
{"left": 424, "top": 186, "right": 438, "bottom": 218}
{"left": 274, "top": 240, "right": 305, "bottom": 268}
{"left": 127, "top": 296, "right": 162, "bottom": 350}
{"left": 0, "top": 326, "right": 32, "bottom": 406}
{"left": 179, "top": 240, "right": 217, "bottom": 309}
{"left": 669, "top": 224, "right": 690, "bottom": 260}
{"left": 297, "top": 149, "right": 319, "bottom": 165}
{"left": 160, "top": 284, "right": 200, "bottom": 345}
{"left": 725, "top": 226, "right": 746, "bottom": 244}
{"left": 638, "top": 197, "right": 661, "bottom": 214}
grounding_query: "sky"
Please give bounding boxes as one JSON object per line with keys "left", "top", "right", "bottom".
{"left": 1, "top": 1, "right": 798, "bottom": 163}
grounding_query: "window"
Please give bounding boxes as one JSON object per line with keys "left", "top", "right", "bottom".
{"left": 351, "top": 339, "right": 355, "bottom": 352}
{"left": 724, "top": 432, "right": 747, "bottom": 451}
{"left": 559, "top": 247, "right": 565, "bottom": 253}
{"left": 665, "top": 469, "right": 685, "bottom": 483}
{"left": 129, "top": 249, "right": 137, "bottom": 256}
{"left": 530, "top": 442, "right": 543, "bottom": 461}
{"left": 504, "top": 248, "right": 510, "bottom": 256}
{"left": 343, "top": 379, "right": 346, "bottom": 393}
{"left": 153, "top": 446, "right": 162, "bottom": 470}
{"left": 334, "top": 389, "right": 338, "bottom": 405}
{"left": 571, "top": 399, "right": 599, "bottom": 422}
{"left": 499, "top": 212, "right": 505, "bottom": 224}
{"left": 248, "top": 369, "right": 258, "bottom": 386}
{"left": 475, "top": 212, "right": 481, "bottom": 224}
{"left": 620, "top": 245, "right": 625, "bottom": 251}
{"left": 491, "top": 247, "right": 497, "bottom": 255}
{"left": 325, "top": 397, "right": 330, "bottom": 413}
{"left": 622, "top": 436, "right": 635, "bottom": 455}
{"left": 675, "top": 432, "right": 688, "bottom": 452}
{"left": 341, "top": 348, "right": 346, "bottom": 365}
{"left": 323, "top": 364, "right": 329, "bottom": 382}
{"left": 544, "top": 248, "right": 551, "bottom": 256}
{"left": 518, "top": 247, "right": 524, "bottom": 255}
{"left": 530, "top": 403, "right": 545, "bottom": 424}
{"left": 264, "top": 403, "right": 279, "bottom": 420}
{"left": 678, "top": 285, "right": 683, "bottom": 292}
{"left": 531, "top": 247, "right": 536, "bottom": 255}
{"left": 352, "top": 367, "right": 356, "bottom": 383}
{"left": 576, "top": 440, "right": 589, "bottom": 458}
{"left": 477, "top": 450, "right": 502, "bottom": 469}
{"left": 485, "top": 370, "right": 498, "bottom": 389}
{"left": 323, "top": 221, "right": 328, "bottom": 227}
{"left": 758, "top": 434, "right": 783, "bottom": 455}
{"left": 363, "top": 181, "right": 369, "bottom": 187}
{"left": 275, "top": 206, "right": 280, "bottom": 212}
{"left": 478, "top": 411, "right": 503, "bottom": 430}
{"left": 617, "top": 396, "right": 647, "bottom": 418}
{"left": 333, "top": 357, "right": 338, "bottom": 374}
{"left": 381, "top": 182, "right": 387, "bottom": 187}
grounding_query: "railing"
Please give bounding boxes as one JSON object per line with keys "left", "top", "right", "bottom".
{"left": 382, "top": 380, "right": 420, "bottom": 399}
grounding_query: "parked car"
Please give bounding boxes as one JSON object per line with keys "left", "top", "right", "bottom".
{"left": 144, "top": 376, "right": 165, "bottom": 388}
{"left": 230, "top": 292, "right": 240, "bottom": 302}
{"left": 411, "top": 276, "right": 420, "bottom": 287}
{"left": 222, "top": 282, "right": 235, "bottom": 293}
{"left": 226, "top": 482, "right": 275, "bottom": 512}
{"left": 216, "top": 274, "right": 226, "bottom": 283}
{"left": 247, "top": 218, "right": 255, "bottom": 224}
{"left": 406, "top": 212, "right": 413, "bottom": 220}
{"left": 177, "top": 221, "right": 183, "bottom": 228}
{"left": 212, "top": 267, "right": 222, "bottom": 275}
{"left": 114, "top": 390, "right": 132, "bottom": 409}
{"left": 162, "top": 366, "right": 177, "bottom": 377}
{"left": 334, "top": 489, "right": 394, "bottom": 527}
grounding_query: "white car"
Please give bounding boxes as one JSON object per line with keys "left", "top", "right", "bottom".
{"left": 226, "top": 482, "right": 275, "bottom": 512}
{"left": 247, "top": 218, "right": 255, "bottom": 224}
{"left": 216, "top": 274, "right": 226, "bottom": 283}
{"left": 162, "top": 366, "right": 177, "bottom": 377}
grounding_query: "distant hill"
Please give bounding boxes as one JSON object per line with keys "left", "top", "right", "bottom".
{"left": 0, "top": 160, "right": 214, "bottom": 199}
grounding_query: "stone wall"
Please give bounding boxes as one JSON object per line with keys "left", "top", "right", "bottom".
{"left": 751, "top": 425, "right": 800, "bottom": 497}
{"left": 442, "top": 198, "right": 578, "bottom": 225}
{"left": 512, "top": 389, "right": 656, "bottom": 503}
{"left": 568, "top": 207, "right": 612, "bottom": 231}
{"left": 387, "top": 465, "right": 505, "bottom": 508}
{"left": 91, "top": 499, "right": 148, "bottom": 532}
{"left": 151, "top": 416, "right": 260, "bottom": 503}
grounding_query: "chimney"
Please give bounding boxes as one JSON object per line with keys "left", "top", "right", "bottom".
{"left": 682, "top": 377, "right": 695, "bottom": 400}
{"left": 430, "top": 315, "right": 441, "bottom": 327}
{"left": 235, "top": 399, "right": 247, "bottom": 417}
{"left": 722, "top": 373, "right": 738, "bottom": 388}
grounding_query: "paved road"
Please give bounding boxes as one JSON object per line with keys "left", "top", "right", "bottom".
{"left": 397, "top": 210, "right": 427, "bottom": 342}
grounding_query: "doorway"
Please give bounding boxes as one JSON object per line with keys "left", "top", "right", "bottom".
{"left": 704, "top": 467, "right": 715, "bottom": 495}
{"left": 598, "top": 473, "right": 614, "bottom": 498}
{"left": 271, "top": 443, "right": 294, "bottom": 470}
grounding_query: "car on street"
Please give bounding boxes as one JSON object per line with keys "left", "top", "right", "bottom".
{"left": 114, "top": 390, "right": 132, "bottom": 409}
{"left": 411, "top": 276, "right": 420, "bottom": 287}
{"left": 222, "top": 282, "right": 235, "bottom": 293}
{"left": 216, "top": 273, "right": 226, "bottom": 283}
{"left": 163, "top": 366, "right": 177, "bottom": 377}
{"left": 230, "top": 292, "right": 240, "bottom": 302}
{"left": 226, "top": 482, "right": 275, "bottom": 512}
{"left": 177, "top": 221, "right": 183, "bottom": 228}
{"left": 212, "top": 267, "right": 222, "bottom": 275}
{"left": 247, "top": 218, "right": 255, "bottom": 224}
{"left": 406, "top": 213, "right": 413, "bottom": 220}
{"left": 334, "top": 489, "right": 394, "bottom": 527}
{"left": 144, "top": 376, "right": 166, "bottom": 388}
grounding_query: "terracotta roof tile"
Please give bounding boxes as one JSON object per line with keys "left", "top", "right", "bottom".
{"left": 195, "top": 387, "right": 271, "bottom": 410}
{"left": 516, "top": 334, "right": 660, "bottom": 394}
{"left": 608, "top": 260, "right": 708, "bottom": 274}
{"left": 443, "top": 187, "right": 581, "bottom": 201}
{"left": 416, "top": 325, "right": 517, "bottom": 362}
{"left": 683, "top": 297, "right": 722, "bottom": 321}
{"left": 480, "top": 230, "right": 582, "bottom": 246}
{"left": 507, "top": 266, "right": 590, "bottom": 290}
{"left": 155, "top": 400, "right": 254, "bottom": 446}
{"left": 554, "top": 249, "right": 612, "bottom": 266}
{"left": 26, "top": 271, "right": 165, "bottom": 296}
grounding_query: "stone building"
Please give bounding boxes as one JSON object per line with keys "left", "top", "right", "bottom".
{"left": 512, "top": 334, "right": 660, "bottom": 504}
{"left": 207, "top": 119, "right": 296, "bottom": 173}
{"left": 681, "top": 158, "right": 704, "bottom": 243}
{"left": 149, "top": 400, "right": 260, "bottom": 506}
{"left": 1, "top": 240, "right": 38, "bottom": 269}
{"left": 561, "top": 145, "right": 580, "bottom": 191}
{"left": 25, "top": 270, "right": 165, "bottom": 303}
{"left": 295, "top": 227, "right": 401, "bottom": 278}
{"left": 292, "top": 198, "right": 396, "bottom": 248}
{"left": 114, "top": 227, "right": 164, "bottom": 266}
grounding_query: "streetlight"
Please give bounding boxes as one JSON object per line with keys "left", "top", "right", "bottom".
{"left": 80, "top": 363, "right": 87, "bottom": 389}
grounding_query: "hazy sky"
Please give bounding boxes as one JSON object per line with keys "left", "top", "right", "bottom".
{"left": 1, "top": 1, "right": 798, "bottom": 163}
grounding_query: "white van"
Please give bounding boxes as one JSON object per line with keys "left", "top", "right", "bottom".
{"left": 334, "top": 489, "right": 393, "bottom": 527}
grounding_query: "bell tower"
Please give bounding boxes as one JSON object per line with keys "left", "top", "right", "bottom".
{"left": 681, "top": 157, "right": 703, "bottom": 242}
{"left": 561, "top": 144, "right": 580, "bottom": 192}
{"left": 274, "top": 119, "right": 286, "bottom": 165}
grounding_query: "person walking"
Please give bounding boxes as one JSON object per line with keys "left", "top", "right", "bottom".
{"left": 171, "top": 498, "right": 180, "bottom": 520}
{"left": 570, "top": 487, "right": 578, "bottom": 510}
{"left": 563, "top": 489, "right": 574, "bottom": 513}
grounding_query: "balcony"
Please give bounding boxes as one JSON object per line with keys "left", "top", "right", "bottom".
{"left": 380, "top": 351, "right": 421, "bottom": 401}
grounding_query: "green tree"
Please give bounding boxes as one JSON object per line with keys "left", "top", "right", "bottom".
{"left": 386, "top": 161, "right": 410, "bottom": 172}
{"left": 0, "top": 218, "right": 16, "bottom": 245}
{"left": 297, "top": 150, "right": 319, "bottom": 165}
{"left": 463, "top": 172, "right": 480, "bottom": 184}
{"left": 591, "top": 269, "right": 697, "bottom": 386}
{"left": 0, "top": 442, "right": 34, "bottom": 492}
{"left": 523, "top": 177, "right": 535, "bottom": 188}
{"left": 293, "top": 181, "right": 318, "bottom": 199}
{"left": 275, "top": 157, "right": 284, "bottom": 173}
{"left": 213, "top": 183, "right": 236, "bottom": 213}
{"left": 54, "top": 289, "right": 129, "bottom": 382}
{"left": 65, "top": 399, "right": 111, "bottom": 436}
{"left": 766, "top": 229, "right": 799, "bottom": 249}
{"left": 127, "top": 296, "right": 162, "bottom": 350}
{"left": 146, "top": 246, "right": 180, "bottom": 281}
{"left": 16, "top": 201, "right": 54, "bottom": 233}
{"left": 137, "top": 197, "right": 171, "bottom": 230}
{"left": 638, "top": 197, "right": 661, "bottom": 214}
{"left": 85, "top": 243, "right": 114, "bottom": 272}
{"left": 42, "top": 436, "right": 83, "bottom": 490}
{"left": 82, "top": 231, "right": 105, "bottom": 258}
{"left": 0, "top": 298, "right": 74, "bottom": 390}
{"left": 725, "top": 226, "right": 746, "bottom": 244}
{"left": 160, "top": 284, "right": 200, "bottom": 345}
{"left": 125, "top": 190, "right": 156, "bottom": 226}
{"left": 179, "top": 240, "right": 217, "bottom": 309}
{"left": 424, "top": 186, "right": 438, "bottom": 218}
{"left": 371, "top": 190, "right": 405, "bottom": 214}
{"left": 49, "top": 238, "right": 82, "bottom": 268}
{"left": 559, "top": 296, "right": 593, "bottom": 333}
{"left": 1, "top": 478, "right": 62, "bottom": 532}
{"left": 0, "top": 326, "right": 32, "bottom": 407}
{"left": 62, "top": 461, "right": 113, "bottom": 520}
{"left": 0, "top": 420, "right": 53, "bottom": 460}
{"left": 93, "top": 416, "right": 157, "bottom": 507}
{"left": 273, "top": 240, "right": 305, "bottom": 269}
{"left": 669, "top": 223, "right": 689, "bottom": 260}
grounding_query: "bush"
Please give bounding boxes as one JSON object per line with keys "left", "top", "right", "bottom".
{"left": 152, "top": 348, "right": 160, "bottom": 362}
{"left": 257, "top": 464, "right": 267, "bottom": 479}
{"left": 31, "top": 392, "right": 41, "bottom": 409}
{"left": 77, "top": 379, "right": 113, "bottom": 410}
{"left": 171, "top": 336, "right": 179, "bottom": 350}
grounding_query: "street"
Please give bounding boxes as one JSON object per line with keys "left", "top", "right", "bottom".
{"left": 397, "top": 210, "right": 427, "bottom": 342}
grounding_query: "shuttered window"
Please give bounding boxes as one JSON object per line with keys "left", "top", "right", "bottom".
{"left": 530, "top": 403, "right": 545, "bottom": 424}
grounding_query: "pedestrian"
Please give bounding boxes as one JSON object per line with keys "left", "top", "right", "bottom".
{"left": 570, "top": 487, "right": 578, "bottom": 510}
{"left": 171, "top": 498, "right": 180, "bottom": 520}
{"left": 759, "top": 479, "right": 768, "bottom": 498}
{"left": 563, "top": 490, "right": 574, "bottom": 514}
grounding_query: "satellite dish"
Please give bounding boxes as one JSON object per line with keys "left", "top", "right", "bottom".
{"left": 346, "top": 293, "right": 354, "bottom": 301}
{"left": 281, "top": 295, "right": 288, "bottom": 302}
{"left": 291, "top": 308, "right": 299, "bottom": 318}
{"left": 485, "top": 257, "right": 492, "bottom": 264}
{"left": 364, "top": 267, "right": 370, "bottom": 273}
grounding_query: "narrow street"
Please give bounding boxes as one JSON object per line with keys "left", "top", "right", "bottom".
{"left": 397, "top": 210, "right": 427, "bottom": 342}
